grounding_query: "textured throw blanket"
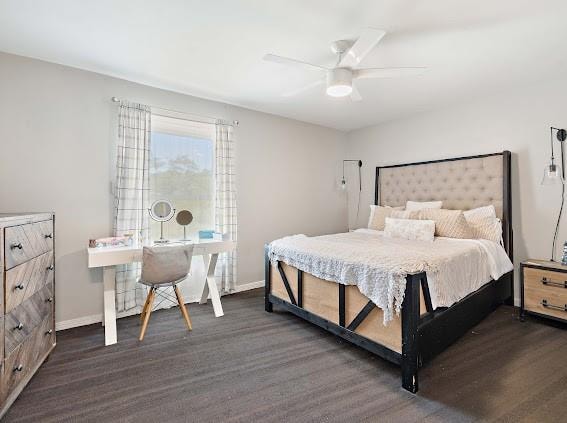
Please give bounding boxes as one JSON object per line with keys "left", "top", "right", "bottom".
{"left": 268, "top": 230, "right": 512, "bottom": 324}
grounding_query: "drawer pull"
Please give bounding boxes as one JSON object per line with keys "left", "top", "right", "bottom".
{"left": 47, "top": 265, "right": 54, "bottom": 271}
{"left": 541, "top": 277, "right": 567, "bottom": 288}
{"left": 10, "top": 243, "right": 23, "bottom": 250}
{"left": 13, "top": 364, "right": 23, "bottom": 372}
{"left": 14, "top": 283, "right": 25, "bottom": 290}
{"left": 44, "top": 233, "right": 53, "bottom": 239}
{"left": 45, "top": 329, "right": 53, "bottom": 335}
{"left": 14, "top": 322, "right": 24, "bottom": 331}
{"left": 46, "top": 297, "right": 54, "bottom": 303}
{"left": 541, "top": 299, "right": 567, "bottom": 312}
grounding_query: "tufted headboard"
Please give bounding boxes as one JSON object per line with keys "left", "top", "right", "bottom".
{"left": 375, "top": 151, "right": 512, "bottom": 257}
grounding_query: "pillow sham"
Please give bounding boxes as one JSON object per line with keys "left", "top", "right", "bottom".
{"left": 463, "top": 205, "right": 497, "bottom": 220}
{"left": 467, "top": 215, "right": 503, "bottom": 243}
{"left": 417, "top": 208, "right": 473, "bottom": 239}
{"left": 384, "top": 217, "right": 435, "bottom": 242}
{"left": 368, "top": 205, "right": 405, "bottom": 230}
{"left": 406, "top": 200, "right": 443, "bottom": 211}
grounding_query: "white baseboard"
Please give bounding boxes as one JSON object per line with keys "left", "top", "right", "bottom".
{"left": 55, "top": 280, "right": 265, "bottom": 332}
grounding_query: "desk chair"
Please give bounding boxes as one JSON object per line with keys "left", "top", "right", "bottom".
{"left": 138, "top": 244, "right": 194, "bottom": 341}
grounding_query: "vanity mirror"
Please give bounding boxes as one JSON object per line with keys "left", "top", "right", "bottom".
{"left": 149, "top": 199, "right": 175, "bottom": 243}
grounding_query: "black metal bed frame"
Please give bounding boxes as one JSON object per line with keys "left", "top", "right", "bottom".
{"left": 265, "top": 151, "right": 513, "bottom": 393}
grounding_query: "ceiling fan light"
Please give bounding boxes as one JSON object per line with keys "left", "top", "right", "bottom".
{"left": 326, "top": 68, "right": 353, "bottom": 97}
{"left": 326, "top": 84, "right": 352, "bottom": 97}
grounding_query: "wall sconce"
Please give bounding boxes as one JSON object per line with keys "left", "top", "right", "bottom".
{"left": 542, "top": 126, "right": 567, "bottom": 261}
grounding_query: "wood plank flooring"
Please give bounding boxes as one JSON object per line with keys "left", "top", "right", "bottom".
{"left": 4, "top": 289, "right": 567, "bottom": 422}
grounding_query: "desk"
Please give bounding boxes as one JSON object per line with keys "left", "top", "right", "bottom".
{"left": 88, "top": 239, "right": 236, "bottom": 346}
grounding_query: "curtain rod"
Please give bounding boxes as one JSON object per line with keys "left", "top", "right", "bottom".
{"left": 110, "top": 97, "right": 239, "bottom": 127}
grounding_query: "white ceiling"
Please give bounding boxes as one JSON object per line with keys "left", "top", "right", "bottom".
{"left": 1, "top": 0, "right": 567, "bottom": 131}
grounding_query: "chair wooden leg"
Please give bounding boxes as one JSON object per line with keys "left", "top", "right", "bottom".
{"left": 140, "top": 288, "right": 152, "bottom": 323}
{"left": 174, "top": 286, "right": 192, "bottom": 331}
{"left": 139, "top": 288, "right": 156, "bottom": 341}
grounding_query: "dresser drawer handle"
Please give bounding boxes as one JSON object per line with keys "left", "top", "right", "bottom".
{"left": 44, "top": 233, "right": 53, "bottom": 239}
{"left": 541, "top": 277, "right": 567, "bottom": 288}
{"left": 14, "top": 322, "right": 24, "bottom": 331}
{"left": 47, "top": 265, "right": 54, "bottom": 271}
{"left": 46, "top": 297, "right": 54, "bottom": 303}
{"left": 541, "top": 299, "right": 567, "bottom": 312}
{"left": 45, "top": 329, "right": 53, "bottom": 335}
{"left": 14, "top": 283, "right": 25, "bottom": 290}
{"left": 10, "top": 243, "right": 23, "bottom": 250}
{"left": 13, "top": 364, "right": 23, "bottom": 372}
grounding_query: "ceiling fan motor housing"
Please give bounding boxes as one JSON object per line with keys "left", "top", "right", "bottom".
{"left": 326, "top": 68, "right": 353, "bottom": 96}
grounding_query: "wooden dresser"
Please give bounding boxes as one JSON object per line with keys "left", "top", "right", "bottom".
{"left": 521, "top": 259, "right": 567, "bottom": 323}
{"left": 0, "top": 213, "right": 55, "bottom": 417}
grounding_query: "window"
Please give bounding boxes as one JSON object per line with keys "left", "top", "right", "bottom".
{"left": 149, "top": 114, "right": 215, "bottom": 241}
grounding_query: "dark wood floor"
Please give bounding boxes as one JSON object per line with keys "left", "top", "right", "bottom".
{"left": 4, "top": 289, "right": 567, "bottom": 422}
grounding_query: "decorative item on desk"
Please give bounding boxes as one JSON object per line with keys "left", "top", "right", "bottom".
{"left": 199, "top": 229, "right": 214, "bottom": 239}
{"left": 176, "top": 210, "right": 193, "bottom": 241}
{"left": 149, "top": 199, "right": 175, "bottom": 244}
{"left": 91, "top": 236, "right": 131, "bottom": 248}
{"left": 562, "top": 241, "right": 567, "bottom": 265}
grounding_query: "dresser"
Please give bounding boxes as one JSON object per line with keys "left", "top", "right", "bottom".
{"left": 521, "top": 259, "right": 567, "bottom": 323}
{"left": 0, "top": 213, "right": 55, "bottom": 418}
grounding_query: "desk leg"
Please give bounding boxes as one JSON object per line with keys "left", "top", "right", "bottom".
{"left": 103, "top": 266, "right": 118, "bottom": 346}
{"left": 199, "top": 253, "right": 224, "bottom": 317}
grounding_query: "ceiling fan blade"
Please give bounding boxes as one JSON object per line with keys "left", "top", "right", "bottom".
{"left": 350, "top": 84, "right": 362, "bottom": 102}
{"left": 263, "top": 54, "right": 328, "bottom": 72}
{"left": 355, "top": 67, "right": 427, "bottom": 79}
{"left": 339, "top": 28, "right": 386, "bottom": 68}
{"left": 282, "top": 79, "right": 324, "bottom": 97}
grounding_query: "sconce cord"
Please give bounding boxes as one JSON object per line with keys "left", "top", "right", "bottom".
{"left": 552, "top": 137, "right": 566, "bottom": 261}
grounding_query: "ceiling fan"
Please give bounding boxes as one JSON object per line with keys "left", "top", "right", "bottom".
{"left": 263, "top": 28, "right": 426, "bottom": 101}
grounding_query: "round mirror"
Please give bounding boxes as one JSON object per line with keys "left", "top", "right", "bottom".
{"left": 176, "top": 210, "right": 193, "bottom": 226}
{"left": 149, "top": 200, "right": 175, "bottom": 222}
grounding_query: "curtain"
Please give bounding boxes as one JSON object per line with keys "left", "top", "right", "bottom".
{"left": 214, "top": 123, "right": 237, "bottom": 293}
{"left": 113, "top": 101, "right": 151, "bottom": 312}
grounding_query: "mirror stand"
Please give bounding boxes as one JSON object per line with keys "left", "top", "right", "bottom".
{"left": 155, "top": 221, "right": 169, "bottom": 244}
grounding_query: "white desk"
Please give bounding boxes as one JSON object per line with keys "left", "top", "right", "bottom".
{"left": 88, "top": 239, "right": 236, "bottom": 346}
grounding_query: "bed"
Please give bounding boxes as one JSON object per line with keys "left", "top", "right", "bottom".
{"left": 264, "top": 151, "right": 513, "bottom": 393}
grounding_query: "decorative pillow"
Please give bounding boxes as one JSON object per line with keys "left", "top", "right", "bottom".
{"left": 391, "top": 209, "right": 420, "bottom": 219}
{"left": 384, "top": 217, "right": 435, "bottom": 242}
{"left": 406, "top": 200, "right": 443, "bottom": 211}
{"left": 417, "top": 208, "right": 473, "bottom": 239}
{"left": 463, "top": 206, "right": 502, "bottom": 243}
{"left": 463, "top": 205, "right": 497, "bottom": 220}
{"left": 368, "top": 205, "right": 405, "bottom": 230}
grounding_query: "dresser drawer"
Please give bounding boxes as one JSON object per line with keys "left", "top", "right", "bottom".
{"left": 4, "top": 283, "right": 54, "bottom": 357}
{"left": 5, "top": 251, "right": 54, "bottom": 314}
{"left": 524, "top": 267, "right": 567, "bottom": 321}
{"left": 1, "top": 313, "right": 54, "bottom": 401}
{"left": 4, "top": 220, "right": 54, "bottom": 270}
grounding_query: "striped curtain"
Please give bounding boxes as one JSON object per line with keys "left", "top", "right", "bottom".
{"left": 215, "top": 123, "right": 237, "bottom": 293}
{"left": 114, "top": 101, "right": 151, "bottom": 311}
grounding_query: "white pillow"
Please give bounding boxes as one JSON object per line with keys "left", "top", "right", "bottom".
{"left": 463, "top": 205, "right": 496, "bottom": 220}
{"left": 406, "top": 200, "right": 443, "bottom": 211}
{"left": 384, "top": 217, "right": 435, "bottom": 242}
{"left": 368, "top": 205, "right": 404, "bottom": 230}
{"left": 463, "top": 205, "right": 501, "bottom": 243}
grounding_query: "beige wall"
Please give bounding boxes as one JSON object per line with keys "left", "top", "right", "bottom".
{"left": 0, "top": 52, "right": 348, "bottom": 325}
{"left": 346, "top": 77, "right": 567, "bottom": 304}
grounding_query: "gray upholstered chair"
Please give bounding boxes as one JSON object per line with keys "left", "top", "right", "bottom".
{"left": 138, "top": 244, "right": 194, "bottom": 341}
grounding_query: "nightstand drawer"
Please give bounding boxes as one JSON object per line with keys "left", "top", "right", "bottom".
{"left": 524, "top": 267, "right": 567, "bottom": 321}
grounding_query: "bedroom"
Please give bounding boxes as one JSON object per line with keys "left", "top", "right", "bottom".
{"left": 0, "top": 0, "right": 566, "bottom": 421}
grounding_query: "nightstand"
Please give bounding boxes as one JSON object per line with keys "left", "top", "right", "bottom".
{"left": 521, "top": 259, "right": 567, "bottom": 323}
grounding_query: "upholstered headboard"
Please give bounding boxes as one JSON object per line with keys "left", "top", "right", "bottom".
{"left": 375, "top": 152, "right": 512, "bottom": 257}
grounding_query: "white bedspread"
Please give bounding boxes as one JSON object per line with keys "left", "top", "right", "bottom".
{"left": 268, "top": 229, "right": 513, "bottom": 324}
